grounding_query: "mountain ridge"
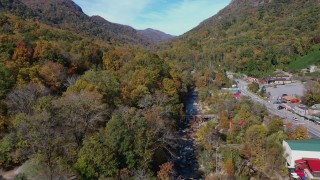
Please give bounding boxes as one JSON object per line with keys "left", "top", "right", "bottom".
{"left": 161, "top": 0, "right": 320, "bottom": 77}
{"left": 138, "top": 28, "right": 175, "bottom": 42}
{"left": 19, "top": 0, "right": 151, "bottom": 45}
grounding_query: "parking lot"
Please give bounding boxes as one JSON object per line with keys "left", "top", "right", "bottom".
{"left": 266, "top": 82, "right": 305, "bottom": 98}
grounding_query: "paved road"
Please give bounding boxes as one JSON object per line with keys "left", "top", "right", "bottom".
{"left": 237, "top": 80, "right": 320, "bottom": 138}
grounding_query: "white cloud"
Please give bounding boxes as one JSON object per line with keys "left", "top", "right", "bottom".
{"left": 135, "top": 0, "right": 230, "bottom": 35}
{"left": 74, "top": 0, "right": 151, "bottom": 24}
{"left": 73, "top": 0, "right": 230, "bottom": 35}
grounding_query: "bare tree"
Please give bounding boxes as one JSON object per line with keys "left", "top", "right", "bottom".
{"left": 7, "top": 83, "right": 50, "bottom": 114}
{"left": 53, "top": 90, "right": 106, "bottom": 148}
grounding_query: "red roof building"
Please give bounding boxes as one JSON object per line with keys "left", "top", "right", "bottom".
{"left": 295, "top": 158, "right": 320, "bottom": 179}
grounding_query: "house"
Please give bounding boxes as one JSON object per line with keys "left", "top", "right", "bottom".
{"left": 265, "top": 75, "right": 292, "bottom": 85}
{"left": 283, "top": 139, "right": 320, "bottom": 169}
{"left": 294, "top": 158, "right": 320, "bottom": 179}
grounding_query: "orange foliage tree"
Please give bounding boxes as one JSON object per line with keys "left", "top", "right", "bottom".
{"left": 38, "top": 61, "right": 66, "bottom": 91}
{"left": 157, "top": 161, "right": 174, "bottom": 180}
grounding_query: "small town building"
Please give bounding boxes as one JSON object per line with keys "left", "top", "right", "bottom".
{"left": 309, "top": 104, "right": 320, "bottom": 123}
{"left": 311, "top": 113, "right": 320, "bottom": 124}
{"left": 294, "top": 158, "right": 320, "bottom": 179}
{"left": 265, "top": 75, "right": 292, "bottom": 85}
{"left": 293, "top": 104, "right": 309, "bottom": 117}
{"left": 243, "top": 77, "right": 265, "bottom": 84}
{"left": 283, "top": 139, "right": 320, "bottom": 169}
{"left": 309, "top": 104, "right": 320, "bottom": 115}
{"left": 281, "top": 103, "right": 297, "bottom": 112}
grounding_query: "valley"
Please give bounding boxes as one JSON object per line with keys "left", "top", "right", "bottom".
{"left": 0, "top": 0, "right": 320, "bottom": 179}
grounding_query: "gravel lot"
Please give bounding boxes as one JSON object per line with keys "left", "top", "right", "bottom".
{"left": 265, "top": 82, "right": 305, "bottom": 99}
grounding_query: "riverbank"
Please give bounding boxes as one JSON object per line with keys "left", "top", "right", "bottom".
{"left": 175, "top": 89, "right": 202, "bottom": 178}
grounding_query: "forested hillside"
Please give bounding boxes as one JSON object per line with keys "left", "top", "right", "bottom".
{"left": 1, "top": 0, "right": 161, "bottom": 45}
{"left": 0, "top": 0, "right": 319, "bottom": 179}
{"left": 138, "top": 28, "right": 175, "bottom": 42}
{"left": 159, "top": 0, "right": 320, "bottom": 77}
{"left": 0, "top": 1, "right": 186, "bottom": 178}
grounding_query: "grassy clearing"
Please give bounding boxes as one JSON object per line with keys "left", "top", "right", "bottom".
{"left": 288, "top": 45, "right": 320, "bottom": 70}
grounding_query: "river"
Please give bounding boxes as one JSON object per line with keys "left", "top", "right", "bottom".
{"left": 175, "top": 89, "right": 202, "bottom": 179}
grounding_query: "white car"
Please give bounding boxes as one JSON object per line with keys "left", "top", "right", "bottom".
{"left": 293, "top": 117, "right": 298, "bottom": 121}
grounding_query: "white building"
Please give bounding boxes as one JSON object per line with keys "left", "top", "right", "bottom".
{"left": 283, "top": 139, "right": 320, "bottom": 168}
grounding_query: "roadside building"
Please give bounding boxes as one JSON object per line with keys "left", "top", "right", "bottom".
{"left": 294, "top": 158, "right": 320, "bottom": 179}
{"left": 293, "top": 104, "right": 309, "bottom": 117}
{"left": 265, "top": 75, "right": 292, "bottom": 85}
{"left": 281, "top": 103, "right": 297, "bottom": 112}
{"left": 309, "top": 104, "right": 320, "bottom": 123}
{"left": 311, "top": 113, "right": 320, "bottom": 124}
{"left": 309, "top": 104, "right": 320, "bottom": 115}
{"left": 283, "top": 139, "right": 320, "bottom": 169}
{"left": 243, "top": 77, "right": 265, "bottom": 84}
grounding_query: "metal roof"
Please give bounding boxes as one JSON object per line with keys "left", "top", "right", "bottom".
{"left": 285, "top": 139, "right": 320, "bottom": 151}
{"left": 311, "top": 104, "right": 320, "bottom": 110}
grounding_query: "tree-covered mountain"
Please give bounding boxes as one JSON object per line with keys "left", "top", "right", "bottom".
{"left": 0, "top": 0, "right": 185, "bottom": 178}
{"left": 0, "top": 0, "right": 155, "bottom": 45}
{"left": 0, "top": 0, "right": 319, "bottom": 179}
{"left": 159, "top": 0, "right": 320, "bottom": 77}
{"left": 138, "top": 28, "right": 175, "bottom": 42}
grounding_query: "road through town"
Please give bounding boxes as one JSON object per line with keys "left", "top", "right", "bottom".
{"left": 237, "top": 80, "right": 320, "bottom": 138}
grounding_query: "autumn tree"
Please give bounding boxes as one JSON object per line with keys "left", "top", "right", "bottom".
{"left": 7, "top": 83, "right": 50, "bottom": 114}
{"left": 13, "top": 111, "right": 64, "bottom": 180}
{"left": 157, "top": 161, "right": 175, "bottom": 180}
{"left": 67, "top": 69, "right": 119, "bottom": 106}
{"left": 76, "top": 112, "right": 146, "bottom": 179}
{"left": 302, "top": 82, "right": 320, "bottom": 106}
{"left": 248, "top": 82, "right": 259, "bottom": 93}
{"left": 287, "top": 125, "right": 309, "bottom": 140}
{"left": 53, "top": 90, "right": 106, "bottom": 149}
{"left": 218, "top": 110, "right": 230, "bottom": 129}
{"left": 224, "top": 159, "right": 235, "bottom": 177}
{"left": 12, "top": 42, "right": 33, "bottom": 66}
{"left": 266, "top": 117, "right": 284, "bottom": 135}
{"left": 0, "top": 64, "right": 15, "bottom": 98}
{"left": 38, "top": 61, "right": 67, "bottom": 91}
{"left": 234, "top": 104, "right": 252, "bottom": 121}
{"left": 244, "top": 125, "right": 266, "bottom": 167}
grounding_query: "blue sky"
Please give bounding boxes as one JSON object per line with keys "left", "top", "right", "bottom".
{"left": 72, "top": 0, "right": 231, "bottom": 36}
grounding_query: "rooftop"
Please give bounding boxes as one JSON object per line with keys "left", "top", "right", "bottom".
{"left": 311, "top": 104, "right": 320, "bottom": 110}
{"left": 285, "top": 139, "right": 320, "bottom": 151}
{"left": 314, "top": 113, "right": 320, "bottom": 118}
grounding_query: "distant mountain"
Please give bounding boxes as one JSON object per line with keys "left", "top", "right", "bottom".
{"left": 138, "top": 28, "right": 175, "bottom": 42}
{"left": 9, "top": 0, "right": 151, "bottom": 45}
{"left": 161, "top": 0, "right": 320, "bottom": 77}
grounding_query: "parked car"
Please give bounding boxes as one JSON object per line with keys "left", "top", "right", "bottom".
{"left": 277, "top": 106, "right": 284, "bottom": 110}
{"left": 292, "top": 117, "right": 298, "bottom": 121}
